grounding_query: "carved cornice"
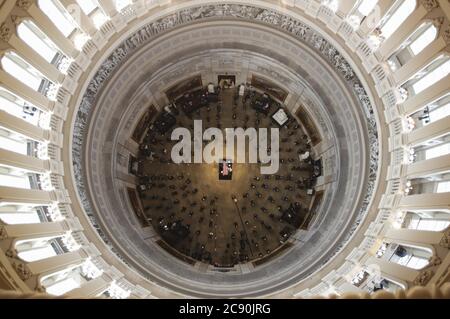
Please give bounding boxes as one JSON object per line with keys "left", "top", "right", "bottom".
{"left": 10, "top": 14, "right": 27, "bottom": 26}
{"left": 428, "top": 255, "right": 442, "bottom": 267}
{"left": 13, "top": 262, "right": 31, "bottom": 280}
{"left": 4, "top": 248, "right": 17, "bottom": 258}
{"left": 419, "top": 0, "right": 439, "bottom": 12}
{"left": 442, "top": 24, "right": 450, "bottom": 46}
{"left": 0, "top": 226, "right": 7, "bottom": 240}
{"left": 432, "top": 17, "right": 445, "bottom": 29}
{"left": 16, "top": 0, "right": 33, "bottom": 10}
{"left": 0, "top": 23, "right": 12, "bottom": 42}
{"left": 440, "top": 228, "right": 450, "bottom": 248}
{"left": 414, "top": 269, "right": 434, "bottom": 286}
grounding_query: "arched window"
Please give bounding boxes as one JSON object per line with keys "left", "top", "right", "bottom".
{"left": 409, "top": 24, "right": 438, "bottom": 55}
{"left": 18, "top": 245, "right": 58, "bottom": 262}
{"left": 417, "top": 94, "right": 450, "bottom": 126}
{"left": 16, "top": 237, "right": 60, "bottom": 262}
{"left": 45, "top": 276, "right": 81, "bottom": 295}
{"left": 437, "top": 181, "right": 450, "bottom": 193}
{"left": 428, "top": 103, "right": 450, "bottom": 123}
{"left": 1, "top": 52, "right": 46, "bottom": 92}
{"left": 17, "top": 20, "right": 61, "bottom": 63}
{"left": 380, "top": 0, "right": 416, "bottom": 39}
{"left": 0, "top": 127, "right": 30, "bottom": 155}
{"left": 0, "top": 166, "right": 32, "bottom": 189}
{"left": 0, "top": 204, "right": 44, "bottom": 224}
{"left": 1, "top": 52, "right": 60, "bottom": 99}
{"left": 41, "top": 259, "right": 103, "bottom": 296}
{"left": 37, "top": 0, "right": 92, "bottom": 51}
{"left": 0, "top": 87, "right": 50, "bottom": 128}
{"left": 387, "top": 23, "right": 439, "bottom": 71}
{"left": 412, "top": 58, "right": 450, "bottom": 94}
{"left": 76, "top": 0, "right": 97, "bottom": 14}
{"left": 347, "top": 0, "right": 379, "bottom": 29}
{"left": 401, "top": 211, "right": 450, "bottom": 231}
{"left": 388, "top": 244, "right": 431, "bottom": 269}
{"left": 37, "top": 0, "right": 77, "bottom": 37}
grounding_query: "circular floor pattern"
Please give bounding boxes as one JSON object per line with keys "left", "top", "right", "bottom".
{"left": 137, "top": 87, "right": 317, "bottom": 267}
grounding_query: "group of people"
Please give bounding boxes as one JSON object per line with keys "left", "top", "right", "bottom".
{"left": 135, "top": 82, "right": 318, "bottom": 267}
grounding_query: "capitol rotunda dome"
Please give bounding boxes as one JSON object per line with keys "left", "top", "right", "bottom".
{"left": 0, "top": 0, "right": 449, "bottom": 299}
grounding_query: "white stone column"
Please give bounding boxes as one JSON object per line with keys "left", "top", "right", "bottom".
{"left": 393, "top": 36, "right": 449, "bottom": 86}
{"left": 0, "top": 69, "right": 54, "bottom": 113}
{"left": 405, "top": 154, "right": 450, "bottom": 178}
{"left": 358, "top": 0, "right": 396, "bottom": 35}
{"left": 406, "top": 116, "right": 450, "bottom": 146}
{"left": 25, "top": 2, "right": 78, "bottom": 58}
{"left": 26, "top": 251, "right": 86, "bottom": 279}
{"left": 0, "top": 220, "right": 71, "bottom": 241}
{"left": 0, "top": 110, "right": 47, "bottom": 142}
{"left": 400, "top": 74, "right": 450, "bottom": 116}
{"left": 0, "top": 148, "right": 63, "bottom": 175}
{"left": 384, "top": 228, "right": 444, "bottom": 245}
{"left": 377, "top": 5, "right": 431, "bottom": 60}
{"left": 58, "top": 0, "right": 97, "bottom": 36}
{"left": 0, "top": 186, "right": 54, "bottom": 206}
{"left": 7, "top": 33, "right": 63, "bottom": 84}
{"left": 398, "top": 193, "right": 450, "bottom": 211}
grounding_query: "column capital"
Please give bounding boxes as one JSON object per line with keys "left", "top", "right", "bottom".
{"left": 0, "top": 22, "right": 13, "bottom": 42}
{"left": 440, "top": 228, "right": 450, "bottom": 248}
{"left": 419, "top": 0, "right": 440, "bottom": 12}
{"left": 413, "top": 269, "right": 434, "bottom": 285}
{"left": 442, "top": 23, "right": 450, "bottom": 45}
{"left": 16, "top": 0, "right": 35, "bottom": 10}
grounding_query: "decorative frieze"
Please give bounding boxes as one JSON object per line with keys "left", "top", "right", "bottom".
{"left": 419, "top": 0, "right": 439, "bottom": 12}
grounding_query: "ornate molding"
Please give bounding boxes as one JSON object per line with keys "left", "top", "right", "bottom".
{"left": 440, "top": 228, "right": 450, "bottom": 248}
{"left": 0, "top": 226, "right": 7, "bottom": 240}
{"left": 4, "top": 248, "right": 17, "bottom": 258}
{"left": 13, "top": 262, "right": 32, "bottom": 280}
{"left": 16, "top": 0, "right": 33, "bottom": 10}
{"left": 432, "top": 17, "right": 444, "bottom": 29}
{"left": 428, "top": 255, "right": 442, "bottom": 267}
{"left": 442, "top": 24, "right": 450, "bottom": 46}
{"left": 414, "top": 269, "right": 434, "bottom": 286}
{"left": 72, "top": 3, "right": 380, "bottom": 279}
{"left": 419, "top": 0, "right": 439, "bottom": 12}
{"left": 0, "top": 23, "right": 12, "bottom": 43}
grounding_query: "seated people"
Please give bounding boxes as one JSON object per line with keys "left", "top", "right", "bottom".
{"left": 238, "top": 84, "right": 245, "bottom": 96}
{"left": 252, "top": 93, "right": 271, "bottom": 115}
{"left": 219, "top": 79, "right": 235, "bottom": 89}
{"left": 207, "top": 83, "right": 215, "bottom": 94}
